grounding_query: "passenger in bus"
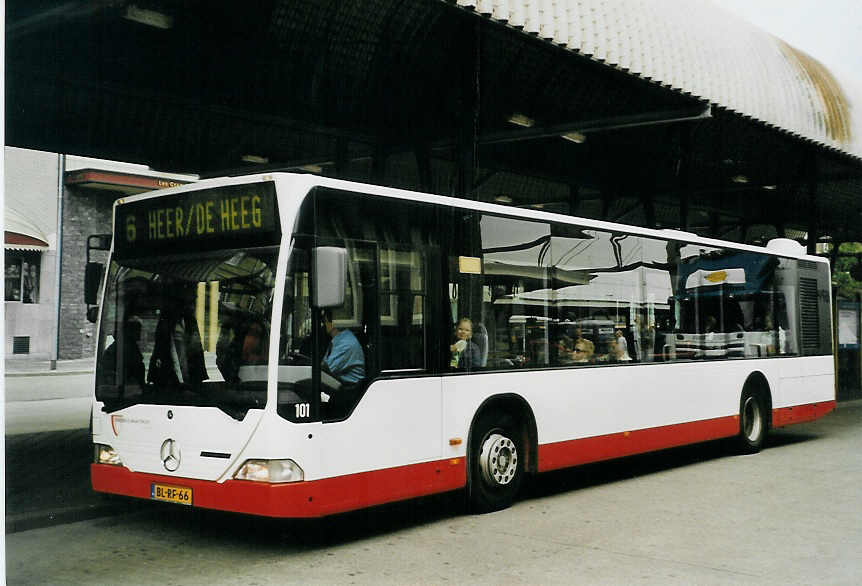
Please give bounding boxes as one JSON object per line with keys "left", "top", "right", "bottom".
{"left": 215, "top": 305, "right": 243, "bottom": 382}
{"left": 241, "top": 318, "right": 268, "bottom": 364}
{"left": 572, "top": 339, "right": 594, "bottom": 363}
{"left": 322, "top": 310, "right": 365, "bottom": 386}
{"left": 704, "top": 315, "right": 719, "bottom": 333}
{"left": 450, "top": 317, "right": 480, "bottom": 370}
{"left": 570, "top": 328, "right": 595, "bottom": 363}
{"left": 148, "top": 289, "right": 207, "bottom": 387}
{"left": 614, "top": 329, "right": 632, "bottom": 361}
{"left": 216, "top": 306, "right": 270, "bottom": 382}
{"left": 98, "top": 317, "right": 145, "bottom": 388}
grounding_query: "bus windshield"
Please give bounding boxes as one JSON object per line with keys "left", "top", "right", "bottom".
{"left": 95, "top": 247, "right": 278, "bottom": 419}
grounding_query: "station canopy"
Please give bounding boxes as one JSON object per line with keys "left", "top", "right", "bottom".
{"left": 6, "top": 0, "right": 862, "bottom": 245}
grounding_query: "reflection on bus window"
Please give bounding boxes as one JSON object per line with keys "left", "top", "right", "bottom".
{"left": 96, "top": 249, "right": 277, "bottom": 419}
{"left": 647, "top": 244, "right": 798, "bottom": 361}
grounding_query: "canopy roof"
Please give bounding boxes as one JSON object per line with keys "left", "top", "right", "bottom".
{"left": 6, "top": 0, "right": 862, "bottom": 244}
{"left": 456, "top": 0, "right": 862, "bottom": 160}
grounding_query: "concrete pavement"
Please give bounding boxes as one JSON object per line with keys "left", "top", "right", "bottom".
{"left": 4, "top": 429, "right": 141, "bottom": 533}
{"left": 4, "top": 357, "right": 139, "bottom": 533}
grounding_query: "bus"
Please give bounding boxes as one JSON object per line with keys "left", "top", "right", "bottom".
{"left": 89, "top": 173, "right": 835, "bottom": 517}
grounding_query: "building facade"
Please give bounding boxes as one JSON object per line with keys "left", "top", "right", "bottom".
{"left": 4, "top": 147, "right": 195, "bottom": 363}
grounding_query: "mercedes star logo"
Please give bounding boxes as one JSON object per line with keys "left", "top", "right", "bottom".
{"left": 160, "top": 438, "right": 181, "bottom": 472}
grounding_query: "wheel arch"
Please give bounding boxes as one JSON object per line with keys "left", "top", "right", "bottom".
{"left": 467, "top": 393, "right": 538, "bottom": 477}
{"left": 742, "top": 371, "right": 773, "bottom": 429}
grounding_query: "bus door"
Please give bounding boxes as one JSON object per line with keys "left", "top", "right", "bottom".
{"left": 311, "top": 235, "right": 443, "bottom": 477}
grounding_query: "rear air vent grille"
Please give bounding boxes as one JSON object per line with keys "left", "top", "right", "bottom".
{"left": 799, "top": 277, "right": 820, "bottom": 352}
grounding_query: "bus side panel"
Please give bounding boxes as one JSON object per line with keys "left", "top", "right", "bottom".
{"left": 776, "top": 355, "right": 835, "bottom": 409}
{"left": 443, "top": 359, "right": 831, "bottom": 475}
{"left": 774, "top": 355, "right": 835, "bottom": 426}
{"left": 313, "top": 378, "right": 445, "bottom": 482}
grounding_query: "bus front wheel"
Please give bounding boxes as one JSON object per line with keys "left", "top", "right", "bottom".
{"left": 737, "top": 390, "right": 767, "bottom": 454}
{"left": 468, "top": 411, "right": 524, "bottom": 513}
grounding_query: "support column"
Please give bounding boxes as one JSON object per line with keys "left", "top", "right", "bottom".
{"left": 601, "top": 189, "right": 614, "bottom": 221}
{"left": 643, "top": 192, "right": 656, "bottom": 229}
{"left": 414, "top": 141, "right": 432, "bottom": 194}
{"left": 456, "top": 18, "right": 480, "bottom": 199}
{"left": 678, "top": 130, "right": 692, "bottom": 232}
{"left": 568, "top": 185, "right": 581, "bottom": 217}
{"left": 334, "top": 137, "right": 349, "bottom": 178}
{"left": 806, "top": 153, "right": 819, "bottom": 255}
{"left": 372, "top": 143, "right": 388, "bottom": 186}
{"left": 709, "top": 211, "right": 720, "bottom": 237}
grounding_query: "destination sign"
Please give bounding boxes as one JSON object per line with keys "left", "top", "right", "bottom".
{"left": 114, "top": 182, "right": 280, "bottom": 258}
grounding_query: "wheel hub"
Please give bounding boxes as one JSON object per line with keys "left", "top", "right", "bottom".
{"left": 479, "top": 433, "right": 518, "bottom": 486}
{"left": 743, "top": 396, "right": 762, "bottom": 442}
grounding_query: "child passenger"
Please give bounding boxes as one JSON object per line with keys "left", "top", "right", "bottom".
{"left": 450, "top": 317, "right": 480, "bottom": 369}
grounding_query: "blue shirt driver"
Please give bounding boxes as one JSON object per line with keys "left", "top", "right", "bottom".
{"left": 323, "top": 316, "right": 366, "bottom": 385}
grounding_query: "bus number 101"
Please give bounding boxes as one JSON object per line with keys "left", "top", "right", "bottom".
{"left": 295, "top": 403, "right": 310, "bottom": 418}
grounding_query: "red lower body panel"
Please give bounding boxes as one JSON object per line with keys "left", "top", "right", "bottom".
{"left": 537, "top": 400, "right": 836, "bottom": 473}
{"left": 93, "top": 400, "right": 834, "bottom": 517}
{"left": 92, "top": 457, "right": 467, "bottom": 518}
{"left": 772, "top": 400, "right": 835, "bottom": 427}
{"left": 538, "top": 415, "right": 740, "bottom": 473}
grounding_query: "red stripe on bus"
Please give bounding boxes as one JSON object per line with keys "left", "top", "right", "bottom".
{"left": 772, "top": 400, "right": 835, "bottom": 428}
{"left": 92, "top": 457, "right": 467, "bottom": 518}
{"left": 537, "top": 415, "right": 740, "bottom": 473}
{"left": 537, "top": 400, "right": 836, "bottom": 473}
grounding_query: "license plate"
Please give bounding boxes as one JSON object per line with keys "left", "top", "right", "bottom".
{"left": 151, "top": 483, "right": 193, "bottom": 505}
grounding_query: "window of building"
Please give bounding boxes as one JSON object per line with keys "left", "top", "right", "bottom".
{"left": 5, "top": 251, "right": 41, "bottom": 303}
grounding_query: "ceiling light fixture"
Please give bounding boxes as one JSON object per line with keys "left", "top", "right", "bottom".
{"left": 494, "top": 194, "right": 513, "bottom": 204}
{"left": 241, "top": 154, "right": 269, "bottom": 164}
{"left": 560, "top": 131, "right": 586, "bottom": 144}
{"left": 507, "top": 113, "right": 534, "bottom": 127}
{"left": 123, "top": 5, "right": 173, "bottom": 29}
{"left": 731, "top": 175, "right": 749, "bottom": 184}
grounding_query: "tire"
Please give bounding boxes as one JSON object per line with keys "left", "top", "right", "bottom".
{"left": 468, "top": 410, "right": 524, "bottom": 513}
{"left": 737, "top": 390, "right": 767, "bottom": 454}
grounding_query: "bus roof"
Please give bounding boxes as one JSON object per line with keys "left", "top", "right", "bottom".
{"left": 115, "top": 171, "right": 826, "bottom": 264}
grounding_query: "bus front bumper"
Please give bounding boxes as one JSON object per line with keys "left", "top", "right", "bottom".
{"left": 91, "top": 458, "right": 466, "bottom": 518}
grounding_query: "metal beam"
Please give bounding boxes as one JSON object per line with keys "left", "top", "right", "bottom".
{"left": 479, "top": 105, "right": 711, "bottom": 146}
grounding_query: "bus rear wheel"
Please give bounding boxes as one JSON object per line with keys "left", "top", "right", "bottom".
{"left": 469, "top": 411, "right": 524, "bottom": 513}
{"left": 737, "top": 391, "right": 767, "bottom": 454}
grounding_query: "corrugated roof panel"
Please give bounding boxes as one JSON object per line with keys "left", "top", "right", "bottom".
{"left": 454, "top": 0, "right": 861, "bottom": 159}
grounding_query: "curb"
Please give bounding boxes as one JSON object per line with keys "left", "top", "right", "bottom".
{"left": 5, "top": 370, "right": 94, "bottom": 378}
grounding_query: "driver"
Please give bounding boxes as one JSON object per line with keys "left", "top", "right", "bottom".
{"left": 322, "top": 310, "right": 365, "bottom": 387}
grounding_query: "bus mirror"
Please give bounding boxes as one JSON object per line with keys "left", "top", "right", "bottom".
{"left": 86, "top": 306, "right": 100, "bottom": 323}
{"left": 84, "top": 262, "right": 104, "bottom": 306}
{"left": 312, "top": 247, "right": 347, "bottom": 308}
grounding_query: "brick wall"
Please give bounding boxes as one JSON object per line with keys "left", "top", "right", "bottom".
{"left": 58, "top": 186, "right": 114, "bottom": 358}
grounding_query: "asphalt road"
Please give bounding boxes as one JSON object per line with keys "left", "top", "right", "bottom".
{"left": 5, "top": 400, "right": 862, "bottom": 585}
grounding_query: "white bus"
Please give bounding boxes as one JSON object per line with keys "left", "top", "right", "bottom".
{"left": 89, "top": 173, "right": 835, "bottom": 517}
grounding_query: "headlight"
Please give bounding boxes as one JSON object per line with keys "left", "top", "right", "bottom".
{"left": 95, "top": 444, "right": 122, "bottom": 466}
{"left": 234, "top": 459, "right": 304, "bottom": 483}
